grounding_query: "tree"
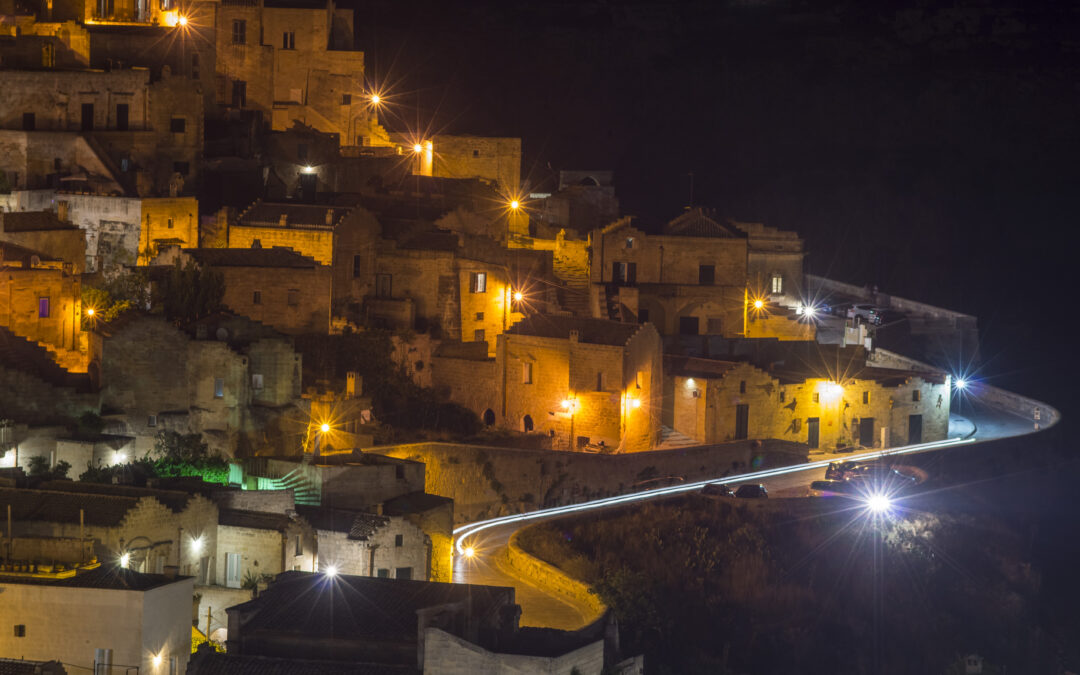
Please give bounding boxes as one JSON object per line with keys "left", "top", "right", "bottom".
{"left": 159, "top": 260, "right": 224, "bottom": 324}
{"left": 27, "top": 456, "right": 71, "bottom": 480}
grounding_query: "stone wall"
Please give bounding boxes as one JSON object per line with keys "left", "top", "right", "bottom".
{"left": 0, "top": 365, "right": 97, "bottom": 425}
{"left": 0, "top": 265, "right": 82, "bottom": 353}
{"left": 370, "top": 439, "right": 800, "bottom": 524}
{"left": 432, "top": 135, "right": 521, "bottom": 194}
{"left": 423, "top": 627, "right": 605, "bottom": 675}
{"left": 504, "top": 529, "right": 606, "bottom": 620}
{"left": 214, "top": 261, "right": 331, "bottom": 335}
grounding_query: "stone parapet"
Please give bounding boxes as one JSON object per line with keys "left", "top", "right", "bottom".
{"left": 504, "top": 529, "right": 606, "bottom": 624}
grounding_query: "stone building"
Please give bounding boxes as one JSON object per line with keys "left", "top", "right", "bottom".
{"left": 215, "top": 507, "right": 314, "bottom": 588}
{"left": 590, "top": 209, "right": 748, "bottom": 338}
{"left": 99, "top": 313, "right": 302, "bottom": 455}
{"left": 0, "top": 67, "right": 203, "bottom": 196}
{"left": 295, "top": 503, "right": 432, "bottom": 581}
{"left": 665, "top": 347, "right": 951, "bottom": 450}
{"left": 157, "top": 246, "right": 332, "bottom": 335}
{"left": 730, "top": 219, "right": 805, "bottom": 303}
{"left": 196, "top": 570, "right": 622, "bottom": 674}
{"left": 0, "top": 564, "right": 194, "bottom": 675}
{"left": 531, "top": 170, "right": 620, "bottom": 238}
{"left": 430, "top": 134, "right": 522, "bottom": 195}
{"left": 0, "top": 241, "right": 91, "bottom": 372}
{"left": 1, "top": 190, "right": 198, "bottom": 271}
{"left": 491, "top": 315, "right": 663, "bottom": 452}
{"left": 0, "top": 210, "right": 87, "bottom": 273}
{"left": 213, "top": 0, "right": 384, "bottom": 145}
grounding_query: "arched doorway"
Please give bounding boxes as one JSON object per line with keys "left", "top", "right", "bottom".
{"left": 482, "top": 409, "right": 496, "bottom": 426}
{"left": 522, "top": 415, "right": 534, "bottom": 432}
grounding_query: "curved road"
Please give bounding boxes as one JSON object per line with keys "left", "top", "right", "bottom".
{"left": 453, "top": 397, "right": 1042, "bottom": 629}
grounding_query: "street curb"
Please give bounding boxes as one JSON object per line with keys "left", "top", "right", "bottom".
{"left": 504, "top": 529, "right": 607, "bottom": 622}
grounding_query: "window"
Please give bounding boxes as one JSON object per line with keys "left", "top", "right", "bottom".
{"left": 214, "top": 378, "right": 224, "bottom": 398}
{"left": 395, "top": 567, "right": 412, "bottom": 580}
{"left": 625, "top": 237, "right": 634, "bottom": 249}
{"left": 522, "top": 362, "right": 533, "bottom": 384}
{"left": 739, "top": 380, "right": 747, "bottom": 394}
{"left": 638, "top": 308, "right": 649, "bottom": 323}
{"left": 395, "top": 465, "right": 405, "bottom": 480}
{"left": 169, "top": 656, "right": 178, "bottom": 675}
{"left": 296, "top": 143, "right": 307, "bottom": 161}
{"left": 231, "top": 19, "right": 246, "bottom": 44}
{"left": 81, "top": 103, "right": 94, "bottom": 131}
{"left": 394, "top": 534, "right": 403, "bottom": 547}
{"left": 779, "top": 390, "right": 786, "bottom": 403}
{"left": 475, "top": 312, "right": 484, "bottom": 320}
{"left": 352, "top": 254, "right": 362, "bottom": 278}
{"left": 172, "top": 162, "right": 189, "bottom": 176}
{"left": 377, "top": 568, "right": 389, "bottom": 578}
{"left": 38, "top": 297, "right": 50, "bottom": 318}
{"left": 375, "top": 274, "right": 392, "bottom": 298}
{"left": 679, "top": 316, "right": 698, "bottom": 335}
{"left": 470, "top": 272, "right": 487, "bottom": 293}
{"left": 771, "top": 273, "right": 783, "bottom": 294}
{"left": 698, "top": 264, "right": 715, "bottom": 285}
{"left": 612, "top": 261, "right": 637, "bottom": 285}
{"left": 862, "top": 391, "right": 869, "bottom": 404}
{"left": 473, "top": 149, "right": 480, "bottom": 157}
{"left": 473, "top": 329, "right": 485, "bottom": 343}
{"left": 294, "top": 535, "right": 302, "bottom": 556}
{"left": 706, "top": 317, "right": 723, "bottom": 335}
{"left": 225, "top": 552, "right": 241, "bottom": 588}
{"left": 812, "top": 392, "right": 820, "bottom": 403}
{"left": 596, "top": 371, "right": 605, "bottom": 391}
{"left": 341, "top": 93, "right": 351, "bottom": 105}
{"left": 231, "top": 80, "right": 247, "bottom": 108}
{"left": 13, "top": 625, "right": 26, "bottom": 637}
{"left": 287, "top": 289, "right": 299, "bottom": 306}
{"left": 22, "top": 112, "right": 35, "bottom": 131}
{"left": 170, "top": 117, "right": 186, "bottom": 133}
{"left": 912, "top": 390, "right": 921, "bottom": 402}
{"left": 191, "top": 53, "right": 199, "bottom": 79}
{"left": 252, "top": 290, "right": 262, "bottom": 305}
{"left": 42, "top": 42, "right": 54, "bottom": 67}
{"left": 251, "top": 374, "right": 264, "bottom": 391}
{"left": 147, "top": 415, "right": 157, "bottom": 427}
{"left": 114, "top": 103, "right": 129, "bottom": 131}
{"left": 282, "top": 31, "right": 295, "bottom": 49}
{"left": 167, "top": 218, "right": 174, "bottom": 229}
{"left": 121, "top": 158, "right": 130, "bottom": 172}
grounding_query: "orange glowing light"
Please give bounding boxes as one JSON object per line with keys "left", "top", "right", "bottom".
{"left": 413, "top": 143, "right": 423, "bottom": 153}
{"left": 513, "top": 291, "right": 523, "bottom": 302}
{"left": 177, "top": 15, "right": 187, "bottom": 25}
{"left": 320, "top": 423, "right": 330, "bottom": 433}
{"left": 86, "top": 308, "right": 95, "bottom": 317}
{"left": 753, "top": 299, "right": 764, "bottom": 310}
{"left": 510, "top": 200, "right": 520, "bottom": 210}
{"left": 370, "top": 94, "right": 380, "bottom": 104}
{"left": 464, "top": 547, "right": 475, "bottom": 558}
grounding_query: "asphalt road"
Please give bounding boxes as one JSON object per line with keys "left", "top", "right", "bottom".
{"left": 453, "top": 398, "right": 1041, "bottom": 629}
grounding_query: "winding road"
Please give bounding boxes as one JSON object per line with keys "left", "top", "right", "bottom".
{"left": 453, "top": 396, "right": 1042, "bottom": 629}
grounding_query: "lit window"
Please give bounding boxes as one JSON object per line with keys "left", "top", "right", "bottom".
{"left": 812, "top": 392, "right": 820, "bottom": 403}
{"left": 38, "top": 297, "right": 50, "bottom": 318}
{"left": 251, "top": 374, "right": 263, "bottom": 391}
{"left": 912, "top": 390, "right": 921, "bottom": 402}
{"left": 147, "top": 415, "right": 157, "bottom": 427}
{"left": 625, "top": 237, "right": 634, "bottom": 249}
{"left": 522, "top": 362, "right": 533, "bottom": 384}
{"left": 771, "top": 274, "right": 783, "bottom": 294}
{"left": 470, "top": 272, "right": 487, "bottom": 293}
{"left": 214, "top": 378, "right": 224, "bottom": 398}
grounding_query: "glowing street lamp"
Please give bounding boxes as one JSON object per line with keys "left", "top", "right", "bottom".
{"left": 177, "top": 15, "right": 187, "bottom": 25}
{"left": 463, "top": 546, "right": 475, "bottom": 558}
{"left": 320, "top": 423, "right": 331, "bottom": 434}
{"left": 954, "top": 378, "right": 967, "bottom": 391}
{"left": 325, "top": 564, "right": 339, "bottom": 577}
{"left": 510, "top": 199, "right": 520, "bottom": 210}
{"left": 864, "top": 492, "right": 891, "bottom": 516}
{"left": 190, "top": 536, "right": 204, "bottom": 554}
{"left": 152, "top": 654, "right": 163, "bottom": 668}
{"left": 753, "top": 299, "right": 765, "bottom": 310}
{"left": 86, "top": 307, "right": 95, "bottom": 317}
{"left": 513, "top": 290, "right": 523, "bottom": 302}
{"left": 119, "top": 552, "right": 131, "bottom": 568}
{"left": 369, "top": 94, "right": 380, "bottom": 105}
{"left": 412, "top": 143, "right": 423, "bottom": 154}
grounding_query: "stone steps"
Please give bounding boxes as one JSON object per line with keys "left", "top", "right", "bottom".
{"left": 656, "top": 426, "right": 701, "bottom": 450}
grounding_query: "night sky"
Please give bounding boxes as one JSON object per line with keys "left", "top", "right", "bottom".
{"left": 353, "top": 0, "right": 1078, "bottom": 408}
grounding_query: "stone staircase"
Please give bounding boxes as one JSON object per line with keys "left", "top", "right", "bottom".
{"left": 655, "top": 426, "right": 701, "bottom": 451}
{"left": 0, "top": 326, "right": 91, "bottom": 391}
{"left": 274, "top": 467, "right": 321, "bottom": 506}
{"left": 553, "top": 253, "right": 591, "bottom": 317}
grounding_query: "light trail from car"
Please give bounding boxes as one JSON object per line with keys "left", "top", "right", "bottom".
{"left": 453, "top": 436, "right": 975, "bottom": 555}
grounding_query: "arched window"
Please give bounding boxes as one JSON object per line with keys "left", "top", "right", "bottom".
{"left": 482, "top": 409, "right": 496, "bottom": 426}
{"left": 522, "top": 415, "right": 534, "bottom": 432}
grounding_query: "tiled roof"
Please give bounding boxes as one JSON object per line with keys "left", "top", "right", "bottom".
{"left": 35, "top": 481, "right": 195, "bottom": 513}
{"left": 239, "top": 201, "right": 348, "bottom": 230}
{"left": 0, "top": 658, "right": 67, "bottom": 675}
{"left": 382, "top": 492, "right": 452, "bottom": 517}
{"left": 229, "top": 571, "right": 514, "bottom": 641}
{"left": 1, "top": 487, "right": 140, "bottom": 527}
{"left": 506, "top": 315, "right": 642, "bottom": 347}
{"left": 295, "top": 506, "right": 389, "bottom": 540}
{"left": 664, "top": 208, "right": 744, "bottom": 238}
{"left": 0, "top": 564, "right": 190, "bottom": 591}
{"left": 184, "top": 247, "right": 320, "bottom": 269}
{"left": 188, "top": 652, "right": 416, "bottom": 675}
{"left": 220, "top": 509, "right": 293, "bottom": 531}
{"left": 664, "top": 355, "right": 741, "bottom": 379}
{"left": 0, "top": 212, "right": 77, "bottom": 232}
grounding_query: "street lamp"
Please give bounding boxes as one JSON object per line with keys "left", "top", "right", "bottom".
{"left": 320, "top": 423, "right": 330, "bottom": 433}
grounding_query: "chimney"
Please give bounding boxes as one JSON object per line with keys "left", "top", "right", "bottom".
{"left": 568, "top": 329, "right": 579, "bottom": 343}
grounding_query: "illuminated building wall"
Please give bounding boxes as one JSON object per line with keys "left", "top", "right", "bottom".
{"left": 431, "top": 134, "right": 522, "bottom": 196}
{"left": 457, "top": 261, "right": 523, "bottom": 357}
{"left": 0, "top": 249, "right": 83, "bottom": 357}
{"left": 0, "top": 210, "right": 87, "bottom": 274}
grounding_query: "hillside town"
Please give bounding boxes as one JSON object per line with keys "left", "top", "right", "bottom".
{"left": 0, "top": 0, "right": 1030, "bottom": 673}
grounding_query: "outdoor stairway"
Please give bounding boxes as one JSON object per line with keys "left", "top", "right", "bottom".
{"left": 0, "top": 326, "right": 91, "bottom": 391}
{"left": 275, "top": 467, "right": 321, "bottom": 506}
{"left": 553, "top": 248, "right": 592, "bottom": 317}
{"left": 656, "top": 426, "right": 701, "bottom": 450}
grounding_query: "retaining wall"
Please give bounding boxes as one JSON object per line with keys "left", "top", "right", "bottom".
{"left": 504, "top": 529, "right": 606, "bottom": 623}
{"left": 369, "top": 438, "right": 805, "bottom": 523}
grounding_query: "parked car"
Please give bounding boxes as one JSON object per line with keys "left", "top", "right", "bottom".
{"left": 735, "top": 483, "right": 769, "bottom": 499}
{"left": 702, "top": 482, "right": 735, "bottom": 497}
{"left": 808, "top": 480, "right": 861, "bottom": 497}
{"left": 825, "top": 461, "right": 860, "bottom": 480}
{"left": 847, "top": 303, "right": 885, "bottom": 325}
